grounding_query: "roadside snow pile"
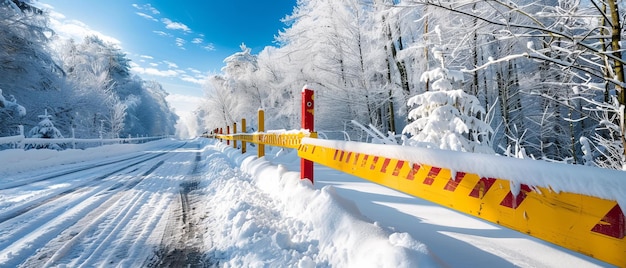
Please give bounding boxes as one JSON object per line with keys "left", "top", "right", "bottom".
{"left": 199, "top": 142, "right": 437, "bottom": 267}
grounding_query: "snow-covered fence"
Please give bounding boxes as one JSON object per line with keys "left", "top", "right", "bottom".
{"left": 0, "top": 126, "right": 168, "bottom": 150}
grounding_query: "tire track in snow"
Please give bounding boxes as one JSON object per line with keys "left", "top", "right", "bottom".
{"left": 149, "top": 144, "right": 208, "bottom": 268}
{"left": 0, "top": 142, "right": 183, "bottom": 190}
{"left": 33, "top": 161, "right": 167, "bottom": 267}
{"left": 0, "top": 142, "right": 188, "bottom": 267}
{"left": 0, "top": 143, "right": 185, "bottom": 225}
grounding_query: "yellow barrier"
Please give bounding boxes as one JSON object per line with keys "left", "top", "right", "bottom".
{"left": 298, "top": 142, "right": 626, "bottom": 267}
{"left": 205, "top": 107, "right": 625, "bottom": 266}
{"left": 213, "top": 132, "right": 317, "bottom": 150}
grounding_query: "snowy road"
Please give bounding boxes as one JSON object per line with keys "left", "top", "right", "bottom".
{"left": 0, "top": 138, "right": 613, "bottom": 267}
{"left": 0, "top": 140, "right": 203, "bottom": 267}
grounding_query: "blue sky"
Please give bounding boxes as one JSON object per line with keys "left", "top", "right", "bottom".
{"left": 39, "top": 0, "right": 296, "bottom": 116}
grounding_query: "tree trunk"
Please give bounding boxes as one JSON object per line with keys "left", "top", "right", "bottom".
{"left": 607, "top": 0, "right": 626, "bottom": 155}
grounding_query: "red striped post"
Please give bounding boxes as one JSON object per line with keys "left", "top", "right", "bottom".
{"left": 258, "top": 109, "right": 265, "bottom": 157}
{"left": 301, "top": 87, "right": 314, "bottom": 183}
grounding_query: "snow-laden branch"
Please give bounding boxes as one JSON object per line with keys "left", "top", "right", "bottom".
{"left": 461, "top": 53, "right": 528, "bottom": 72}
{"left": 399, "top": 0, "right": 626, "bottom": 66}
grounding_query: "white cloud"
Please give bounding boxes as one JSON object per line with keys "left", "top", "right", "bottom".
{"left": 190, "top": 36, "right": 215, "bottom": 51}
{"left": 132, "top": 3, "right": 160, "bottom": 15}
{"left": 130, "top": 64, "right": 178, "bottom": 77}
{"left": 47, "top": 9, "right": 65, "bottom": 20}
{"left": 136, "top": 12, "right": 158, "bottom": 22}
{"left": 187, "top": 68, "right": 202, "bottom": 74}
{"left": 180, "top": 74, "right": 206, "bottom": 85}
{"left": 49, "top": 17, "right": 121, "bottom": 46}
{"left": 140, "top": 55, "right": 154, "bottom": 59}
{"left": 161, "top": 18, "right": 191, "bottom": 33}
{"left": 175, "top": 38, "right": 186, "bottom": 49}
{"left": 163, "top": 60, "right": 178, "bottom": 69}
{"left": 153, "top": 31, "right": 173, "bottom": 37}
{"left": 166, "top": 94, "right": 203, "bottom": 114}
{"left": 203, "top": 43, "right": 215, "bottom": 51}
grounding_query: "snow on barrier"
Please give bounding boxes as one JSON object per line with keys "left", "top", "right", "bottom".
{"left": 207, "top": 86, "right": 626, "bottom": 267}
{"left": 298, "top": 138, "right": 626, "bottom": 267}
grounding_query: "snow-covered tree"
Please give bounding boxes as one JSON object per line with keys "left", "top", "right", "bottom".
{"left": 26, "top": 109, "right": 65, "bottom": 150}
{"left": 403, "top": 49, "right": 493, "bottom": 153}
{"left": 188, "top": 0, "right": 626, "bottom": 170}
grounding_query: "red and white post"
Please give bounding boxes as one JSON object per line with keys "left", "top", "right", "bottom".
{"left": 301, "top": 86, "right": 314, "bottom": 183}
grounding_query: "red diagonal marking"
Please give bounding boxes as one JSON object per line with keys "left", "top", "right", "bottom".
{"left": 423, "top": 167, "right": 441, "bottom": 185}
{"left": 591, "top": 204, "right": 626, "bottom": 239}
{"left": 333, "top": 150, "right": 339, "bottom": 161}
{"left": 353, "top": 153, "right": 360, "bottom": 165}
{"left": 339, "top": 151, "right": 345, "bottom": 162}
{"left": 469, "top": 177, "right": 497, "bottom": 199}
{"left": 500, "top": 184, "right": 532, "bottom": 209}
{"left": 380, "top": 158, "right": 391, "bottom": 173}
{"left": 392, "top": 161, "right": 405, "bottom": 176}
{"left": 406, "top": 163, "right": 421, "bottom": 181}
{"left": 345, "top": 152, "right": 352, "bottom": 163}
{"left": 361, "top": 155, "right": 369, "bottom": 168}
{"left": 370, "top": 156, "right": 379, "bottom": 170}
{"left": 444, "top": 172, "right": 466, "bottom": 192}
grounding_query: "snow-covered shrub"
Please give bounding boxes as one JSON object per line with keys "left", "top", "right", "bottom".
{"left": 403, "top": 53, "right": 493, "bottom": 154}
{"left": 26, "top": 109, "right": 65, "bottom": 150}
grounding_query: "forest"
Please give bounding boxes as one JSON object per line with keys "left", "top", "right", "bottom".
{"left": 0, "top": 0, "right": 178, "bottom": 143}
{"left": 196, "top": 0, "right": 626, "bottom": 170}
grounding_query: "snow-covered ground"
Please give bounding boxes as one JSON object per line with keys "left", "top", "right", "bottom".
{"left": 0, "top": 138, "right": 613, "bottom": 267}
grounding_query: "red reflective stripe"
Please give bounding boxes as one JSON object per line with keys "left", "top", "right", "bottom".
{"left": 423, "top": 167, "right": 441, "bottom": 185}
{"left": 380, "top": 158, "right": 391, "bottom": 173}
{"left": 361, "top": 155, "right": 369, "bottom": 168}
{"left": 591, "top": 204, "right": 626, "bottom": 239}
{"left": 392, "top": 161, "right": 405, "bottom": 176}
{"left": 406, "top": 163, "right": 421, "bottom": 181}
{"left": 370, "top": 156, "right": 379, "bottom": 170}
{"left": 444, "top": 172, "right": 466, "bottom": 192}
{"left": 469, "top": 178, "right": 497, "bottom": 199}
{"left": 500, "top": 184, "right": 532, "bottom": 209}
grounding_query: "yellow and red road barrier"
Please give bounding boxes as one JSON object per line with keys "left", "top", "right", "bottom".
{"left": 207, "top": 86, "right": 626, "bottom": 266}
{"left": 298, "top": 138, "right": 626, "bottom": 267}
{"left": 210, "top": 86, "right": 317, "bottom": 183}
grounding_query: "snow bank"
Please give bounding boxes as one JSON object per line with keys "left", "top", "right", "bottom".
{"left": 208, "top": 142, "right": 437, "bottom": 267}
{"left": 303, "top": 138, "right": 626, "bottom": 210}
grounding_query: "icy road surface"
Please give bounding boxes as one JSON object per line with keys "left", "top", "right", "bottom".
{"left": 0, "top": 140, "right": 206, "bottom": 267}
